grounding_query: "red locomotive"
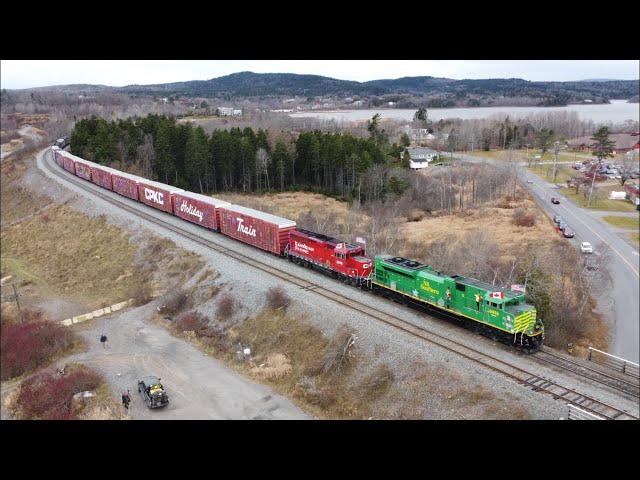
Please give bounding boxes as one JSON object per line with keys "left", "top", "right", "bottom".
{"left": 286, "top": 228, "right": 373, "bottom": 285}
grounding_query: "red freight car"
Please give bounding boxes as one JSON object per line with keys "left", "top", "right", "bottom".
{"left": 61, "top": 152, "right": 76, "bottom": 174}
{"left": 287, "top": 228, "right": 373, "bottom": 283}
{"left": 218, "top": 204, "right": 296, "bottom": 255}
{"left": 51, "top": 146, "right": 63, "bottom": 166}
{"left": 90, "top": 164, "right": 115, "bottom": 190}
{"left": 137, "top": 179, "right": 183, "bottom": 213}
{"left": 74, "top": 158, "right": 93, "bottom": 181}
{"left": 112, "top": 171, "right": 141, "bottom": 201}
{"left": 172, "top": 191, "right": 231, "bottom": 230}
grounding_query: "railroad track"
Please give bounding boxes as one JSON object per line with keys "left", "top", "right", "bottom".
{"left": 42, "top": 149, "right": 640, "bottom": 420}
{"left": 535, "top": 347, "right": 640, "bottom": 399}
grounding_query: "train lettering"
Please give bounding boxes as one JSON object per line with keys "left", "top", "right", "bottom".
{"left": 294, "top": 241, "right": 314, "bottom": 253}
{"left": 180, "top": 201, "right": 203, "bottom": 222}
{"left": 236, "top": 218, "right": 256, "bottom": 237}
{"left": 420, "top": 280, "right": 440, "bottom": 296}
{"left": 144, "top": 188, "right": 164, "bottom": 205}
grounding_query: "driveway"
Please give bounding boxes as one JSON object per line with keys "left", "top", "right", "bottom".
{"left": 456, "top": 153, "right": 639, "bottom": 362}
{"left": 64, "top": 303, "right": 310, "bottom": 420}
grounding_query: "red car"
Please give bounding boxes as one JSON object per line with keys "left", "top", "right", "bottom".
{"left": 551, "top": 197, "right": 560, "bottom": 204}
{"left": 563, "top": 228, "right": 575, "bottom": 238}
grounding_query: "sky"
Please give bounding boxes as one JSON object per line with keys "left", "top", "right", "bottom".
{"left": 1, "top": 60, "right": 638, "bottom": 89}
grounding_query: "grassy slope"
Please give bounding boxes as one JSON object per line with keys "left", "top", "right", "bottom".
{"left": 602, "top": 215, "right": 640, "bottom": 229}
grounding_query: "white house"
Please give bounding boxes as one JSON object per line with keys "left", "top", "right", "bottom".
{"left": 402, "top": 147, "right": 439, "bottom": 170}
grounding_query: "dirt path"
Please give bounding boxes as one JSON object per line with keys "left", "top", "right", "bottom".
{"left": 62, "top": 302, "right": 310, "bottom": 420}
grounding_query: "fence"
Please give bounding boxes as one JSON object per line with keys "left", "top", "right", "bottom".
{"left": 567, "top": 404, "right": 605, "bottom": 420}
{"left": 587, "top": 347, "right": 640, "bottom": 378}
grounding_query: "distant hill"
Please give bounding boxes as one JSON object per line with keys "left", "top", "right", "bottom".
{"left": 9, "top": 72, "right": 640, "bottom": 107}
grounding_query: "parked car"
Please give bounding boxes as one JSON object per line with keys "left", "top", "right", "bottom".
{"left": 558, "top": 221, "right": 568, "bottom": 231}
{"left": 526, "top": 180, "right": 534, "bottom": 184}
{"left": 551, "top": 197, "right": 560, "bottom": 204}
{"left": 553, "top": 214, "right": 563, "bottom": 224}
{"left": 138, "top": 376, "right": 169, "bottom": 409}
{"left": 563, "top": 228, "right": 575, "bottom": 238}
{"left": 580, "top": 242, "right": 594, "bottom": 253}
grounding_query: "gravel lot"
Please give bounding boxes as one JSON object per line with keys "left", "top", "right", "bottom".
{"left": 60, "top": 302, "right": 309, "bottom": 420}
{"left": 34, "top": 148, "right": 639, "bottom": 419}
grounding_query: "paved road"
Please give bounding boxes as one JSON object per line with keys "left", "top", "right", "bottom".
{"left": 63, "top": 303, "right": 310, "bottom": 420}
{"left": 456, "top": 153, "right": 640, "bottom": 362}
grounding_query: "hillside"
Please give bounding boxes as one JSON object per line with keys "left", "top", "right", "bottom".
{"left": 6, "top": 72, "right": 639, "bottom": 107}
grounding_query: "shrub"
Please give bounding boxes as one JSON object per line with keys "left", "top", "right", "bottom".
{"left": 132, "top": 282, "right": 153, "bottom": 306}
{"left": 1, "top": 321, "right": 76, "bottom": 381}
{"left": 265, "top": 286, "right": 291, "bottom": 311}
{"left": 216, "top": 293, "right": 236, "bottom": 319}
{"left": 16, "top": 366, "right": 103, "bottom": 419}
{"left": 406, "top": 209, "right": 425, "bottom": 222}
{"left": 512, "top": 208, "right": 536, "bottom": 227}
{"left": 176, "top": 311, "right": 209, "bottom": 333}
{"left": 360, "top": 364, "right": 395, "bottom": 400}
{"left": 157, "top": 290, "right": 187, "bottom": 316}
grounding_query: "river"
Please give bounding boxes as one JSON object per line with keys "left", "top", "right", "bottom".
{"left": 290, "top": 100, "right": 639, "bottom": 124}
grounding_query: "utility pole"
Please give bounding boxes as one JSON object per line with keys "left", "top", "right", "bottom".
{"left": 553, "top": 141, "right": 560, "bottom": 183}
{"left": 587, "top": 160, "right": 599, "bottom": 207}
{"left": 2, "top": 284, "right": 25, "bottom": 324}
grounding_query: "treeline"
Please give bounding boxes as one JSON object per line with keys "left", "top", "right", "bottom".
{"left": 70, "top": 114, "right": 406, "bottom": 201}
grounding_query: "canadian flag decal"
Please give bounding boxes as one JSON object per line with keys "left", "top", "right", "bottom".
{"left": 490, "top": 291, "right": 504, "bottom": 299}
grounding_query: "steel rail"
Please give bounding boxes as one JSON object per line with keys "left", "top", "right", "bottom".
{"left": 535, "top": 347, "right": 640, "bottom": 399}
{"left": 42, "top": 149, "right": 639, "bottom": 420}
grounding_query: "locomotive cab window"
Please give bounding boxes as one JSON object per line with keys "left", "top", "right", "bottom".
{"left": 455, "top": 283, "right": 466, "bottom": 292}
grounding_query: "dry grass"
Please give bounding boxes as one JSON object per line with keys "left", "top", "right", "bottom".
{"left": 250, "top": 353, "right": 293, "bottom": 379}
{"left": 379, "top": 361, "right": 531, "bottom": 419}
{"left": 215, "top": 191, "right": 369, "bottom": 230}
{"left": 402, "top": 197, "right": 557, "bottom": 258}
{"left": 1, "top": 205, "right": 141, "bottom": 308}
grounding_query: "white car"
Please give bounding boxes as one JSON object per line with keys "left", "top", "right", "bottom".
{"left": 580, "top": 242, "right": 594, "bottom": 254}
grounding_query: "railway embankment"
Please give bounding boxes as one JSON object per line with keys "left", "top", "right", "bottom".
{"left": 36, "top": 147, "right": 639, "bottom": 419}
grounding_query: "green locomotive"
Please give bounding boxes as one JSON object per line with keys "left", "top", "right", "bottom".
{"left": 370, "top": 255, "right": 544, "bottom": 350}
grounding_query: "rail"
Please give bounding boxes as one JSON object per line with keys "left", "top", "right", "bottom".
{"left": 588, "top": 348, "right": 640, "bottom": 379}
{"left": 567, "top": 404, "right": 605, "bottom": 420}
{"left": 41, "top": 149, "right": 640, "bottom": 420}
{"left": 536, "top": 347, "right": 640, "bottom": 398}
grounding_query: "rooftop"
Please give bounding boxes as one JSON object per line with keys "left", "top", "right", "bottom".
{"left": 221, "top": 203, "right": 296, "bottom": 228}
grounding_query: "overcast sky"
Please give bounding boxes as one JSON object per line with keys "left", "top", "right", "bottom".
{"left": 1, "top": 60, "right": 638, "bottom": 89}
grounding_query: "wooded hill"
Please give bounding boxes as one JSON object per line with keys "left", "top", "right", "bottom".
{"left": 13, "top": 72, "right": 639, "bottom": 106}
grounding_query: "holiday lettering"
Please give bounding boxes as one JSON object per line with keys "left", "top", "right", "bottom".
{"left": 144, "top": 188, "right": 164, "bottom": 205}
{"left": 236, "top": 218, "right": 257, "bottom": 237}
{"left": 180, "top": 201, "right": 204, "bottom": 222}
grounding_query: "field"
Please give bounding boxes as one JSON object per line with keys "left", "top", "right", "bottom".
{"left": 528, "top": 164, "right": 574, "bottom": 184}
{"left": 558, "top": 187, "right": 638, "bottom": 212}
{"left": 464, "top": 149, "right": 626, "bottom": 165}
{"left": 602, "top": 215, "right": 640, "bottom": 229}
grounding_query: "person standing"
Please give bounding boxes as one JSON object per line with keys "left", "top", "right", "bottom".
{"left": 100, "top": 334, "right": 108, "bottom": 349}
{"left": 445, "top": 288, "right": 451, "bottom": 308}
{"left": 122, "top": 390, "right": 131, "bottom": 410}
{"left": 475, "top": 293, "right": 481, "bottom": 311}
